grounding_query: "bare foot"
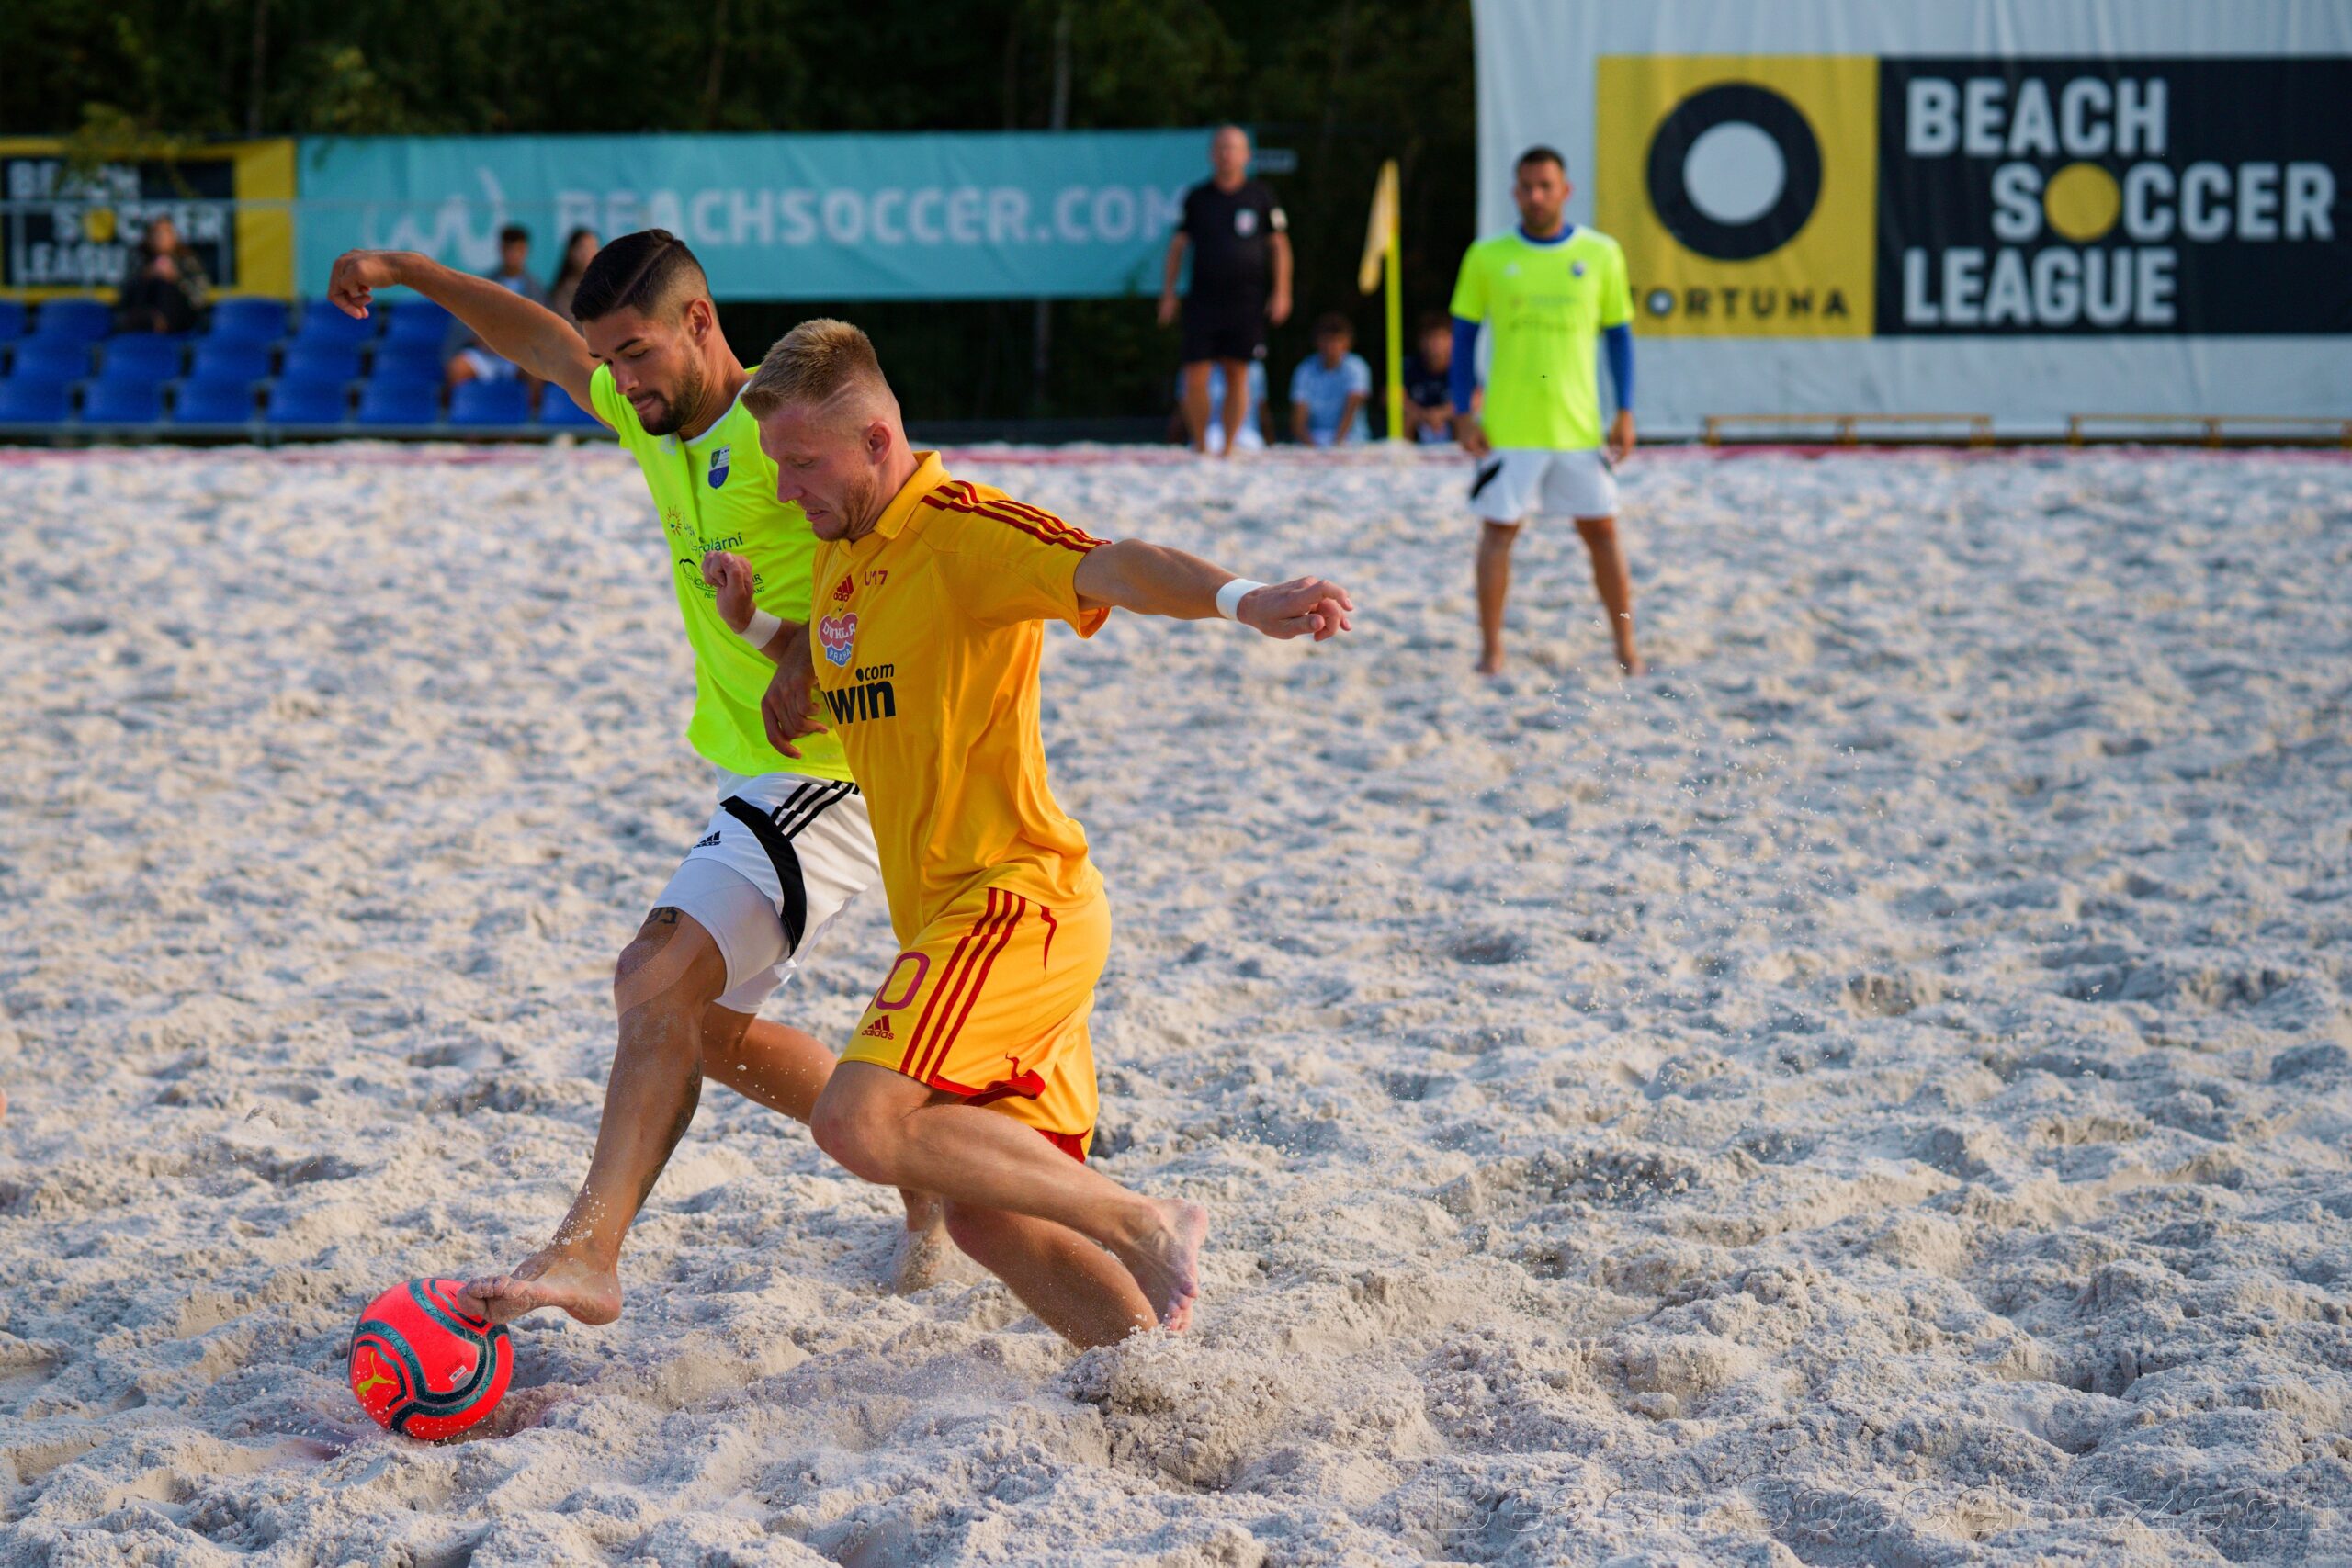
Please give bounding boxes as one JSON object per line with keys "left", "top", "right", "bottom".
{"left": 892, "top": 1193, "right": 954, "bottom": 1294}
{"left": 1476, "top": 651, "right": 1505, "bottom": 677}
{"left": 459, "top": 1251, "right": 622, "bottom": 1327}
{"left": 1111, "top": 1199, "right": 1210, "bottom": 1332}
{"left": 1619, "top": 650, "right": 1646, "bottom": 676}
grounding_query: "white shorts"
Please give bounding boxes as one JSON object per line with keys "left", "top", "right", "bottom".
{"left": 1468, "top": 448, "right": 1618, "bottom": 524}
{"left": 650, "top": 771, "right": 879, "bottom": 1013}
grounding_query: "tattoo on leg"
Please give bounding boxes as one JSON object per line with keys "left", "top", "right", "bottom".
{"left": 635, "top": 1062, "right": 704, "bottom": 1209}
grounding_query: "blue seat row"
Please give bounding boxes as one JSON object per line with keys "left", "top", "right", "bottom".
{"left": 0, "top": 296, "right": 454, "bottom": 347}
{"left": 0, "top": 374, "right": 601, "bottom": 429}
{"left": 3, "top": 335, "right": 449, "bottom": 387}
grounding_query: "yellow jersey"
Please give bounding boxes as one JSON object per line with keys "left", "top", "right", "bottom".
{"left": 808, "top": 452, "right": 1110, "bottom": 942}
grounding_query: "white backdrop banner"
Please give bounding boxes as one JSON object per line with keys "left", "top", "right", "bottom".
{"left": 1468, "top": 1, "right": 2352, "bottom": 434}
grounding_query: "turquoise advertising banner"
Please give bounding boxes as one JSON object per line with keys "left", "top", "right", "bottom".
{"left": 296, "top": 130, "right": 1212, "bottom": 300}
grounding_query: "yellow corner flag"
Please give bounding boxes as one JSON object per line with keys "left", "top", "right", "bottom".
{"left": 1359, "top": 159, "right": 1405, "bottom": 444}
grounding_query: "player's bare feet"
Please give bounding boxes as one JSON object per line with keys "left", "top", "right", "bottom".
{"left": 459, "top": 1250, "right": 622, "bottom": 1327}
{"left": 1112, "top": 1199, "right": 1210, "bottom": 1332}
{"left": 1476, "top": 650, "right": 1506, "bottom": 677}
{"left": 1618, "top": 650, "right": 1645, "bottom": 676}
{"left": 892, "top": 1195, "right": 954, "bottom": 1294}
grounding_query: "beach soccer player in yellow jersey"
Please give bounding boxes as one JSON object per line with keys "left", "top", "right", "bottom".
{"left": 325, "top": 231, "right": 948, "bottom": 1326}
{"left": 1449, "top": 145, "right": 1643, "bottom": 676}
{"left": 699, "top": 319, "right": 1354, "bottom": 1343}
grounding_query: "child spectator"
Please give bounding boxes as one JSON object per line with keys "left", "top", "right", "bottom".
{"left": 115, "top": 216, "right": 209, "bottom": 335}
{"left": 1288, "top": 313, "right": 1372, "bottom": 446}
{"left": 1402, "top": 310, "right": 1459, "bottom": 444}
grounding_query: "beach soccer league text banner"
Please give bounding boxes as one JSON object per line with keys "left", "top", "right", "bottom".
{"left": 1592, "top": 55, "right": 2350, "bottom": 340}
{"left": 295, "top": 131, "right": 1211, "bottom": 300}
{"left": 1, "top": 139, "right": 295, "bottom": 299}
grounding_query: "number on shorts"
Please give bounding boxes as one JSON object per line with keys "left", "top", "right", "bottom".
{"left": 873, "top": 952, "right": 929, "bottom": 1011}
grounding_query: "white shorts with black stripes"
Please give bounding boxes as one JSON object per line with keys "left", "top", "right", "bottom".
{"left": 650, "top": 769, "right": 880, "bottom": 1013}
{"left": 1468, "top": 447, "right": 1618, "bottom": 525}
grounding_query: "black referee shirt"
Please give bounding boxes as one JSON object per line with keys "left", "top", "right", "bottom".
{"left": 1180, "top": 178, "right": 1287, "bottom": 306}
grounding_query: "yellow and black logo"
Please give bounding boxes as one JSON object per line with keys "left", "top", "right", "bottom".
{"left": 1597, "top": 55, "right": 1877, "bottom": 338}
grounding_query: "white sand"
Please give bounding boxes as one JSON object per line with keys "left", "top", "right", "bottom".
{"left": 3, "top": 442, "right": 2349, "bottom": 1565}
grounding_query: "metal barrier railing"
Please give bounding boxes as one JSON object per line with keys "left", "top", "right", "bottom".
{"left": 2064, "top": 414, "right": 2352, "bottom": 448}
{"left": 1702, "top": 412, "right": 1996, "bottom": 447}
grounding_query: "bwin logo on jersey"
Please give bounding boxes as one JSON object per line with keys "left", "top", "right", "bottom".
{"left": 707, "top": 446, "right": 730, "bottom": 488}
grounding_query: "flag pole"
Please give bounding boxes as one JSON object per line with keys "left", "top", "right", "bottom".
{"left": 1359, "top": 158, "right": 1405, "bottom": 443}
{"left": 1385, "top": 180, "right": 1405, "bottom": 446}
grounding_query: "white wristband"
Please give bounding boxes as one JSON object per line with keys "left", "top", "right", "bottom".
{"left": 737, "top": 609, "right": 784, "bottom": 649}
{"left": 1215, "top": 578, "right": 1266, "bottom": 621}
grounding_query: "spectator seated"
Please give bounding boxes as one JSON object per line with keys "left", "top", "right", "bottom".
{"left": 0, "top": 301, "right": 25, "bottom": 342}
{"left": 189, "top": 338, "right": 273, "bottom": 384}
{"left": 356, "top": 379, "right": 439, "bottom": 426}
{"left": 208, "top": 298, "right": 290, "bottom": 343}
{"left": 449, "top": 379, "right": 530, "bottom": 426}
{"left": 7, "top": 339, "right": 95, "bottom": 383}
{"left": 266, "top": 376, "right": 351, "bottom": 425}
{"left": 297, "top": 299, "right": 376, "bottom": 344}
{"left": 31, "top": 299, "right": 112, "bottom": 344}
{"left": 0, "top": 378, "right": 74, "bottom": 423}
{"left": 539, "top": 392, "right": 601, "bottom": 428}
{"left": 281, "top": 339, "right": 362, "bottom": 382}
{"left": 368, "top": 342, "right": 443, "bottom": 387}
{"left": 82, "top": 379, "right": 164, "bottom": 423}
{"left": 97, "top": 334, "right": 186, "bottom": 388}
{"left": 383, "top": 299, "right": 455, "bottom": 345}
{"left": 170, "top": 378, "right": 259, "bottom": 424}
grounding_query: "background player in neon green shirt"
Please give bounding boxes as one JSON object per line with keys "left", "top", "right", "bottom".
{"left": 1449, "top": 146, "right": 1644, "bottom": 676}
{"left": 328, "top": 231, "right": 942, "bottom": 1327}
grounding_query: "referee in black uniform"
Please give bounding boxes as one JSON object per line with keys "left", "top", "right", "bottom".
{"left": 1159, "top": 124, "right": 1293, "bottom": 457}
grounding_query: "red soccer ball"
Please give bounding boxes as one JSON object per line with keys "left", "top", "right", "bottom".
{"left": 347, "top": 1278, "right": 512, "bottom": 1439}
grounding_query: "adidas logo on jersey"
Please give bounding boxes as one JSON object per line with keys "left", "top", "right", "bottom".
{"left": 832, "top": 574, "right": 854, "bottom": 603}
{"left": 695, "top": 831, "right": 723, "bottom": 848}
{"left": 860, "top": 1016, "right": 894, "bottom": 1039}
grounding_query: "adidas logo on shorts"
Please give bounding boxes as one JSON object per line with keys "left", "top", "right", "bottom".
{"left": 695, "top": 831, "right": 722, "bottom": 849}
{"left": 860, "top": 1016, "right": 894, "bottom": 1039}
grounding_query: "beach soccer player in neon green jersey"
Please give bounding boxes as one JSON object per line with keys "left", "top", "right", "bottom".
{"left": 327, "top": 231, "right": 947, "bottom": 1325}
{"left": 1449, "top": 145, "right": 1644, "bottom": 676}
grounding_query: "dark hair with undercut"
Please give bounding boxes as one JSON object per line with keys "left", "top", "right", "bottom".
{"left": 1516, "top": 145, "right": 1567, "bottom": 173}
{"left": 569, "top": 229, "right": 710, "bottom": 325}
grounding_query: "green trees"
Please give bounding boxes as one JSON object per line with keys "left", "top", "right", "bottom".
{"left": 6, "top": 0, "right": 1476, "bottom": 423}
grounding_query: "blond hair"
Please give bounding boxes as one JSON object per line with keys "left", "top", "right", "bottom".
{"left": 741, "top": 318, "right": 890, "bottom": 420}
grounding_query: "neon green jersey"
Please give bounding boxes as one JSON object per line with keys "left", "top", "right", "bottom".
{"left": 1448, "top": 227, "right": 1632, "bottom": 451}
{"left": 590, "top": 363, "right": 852, "bottom": 782}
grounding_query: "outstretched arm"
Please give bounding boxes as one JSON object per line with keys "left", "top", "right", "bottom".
{"left": 1073, "top": 540, "right": 1352, "bottom": 642}
{"left": 329, "top": 249, "right": 599, "bottom": 415}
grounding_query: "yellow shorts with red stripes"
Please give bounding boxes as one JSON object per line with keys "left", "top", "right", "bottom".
{"left": 842, "top": 884, "right": 1108, "bottom": 1159}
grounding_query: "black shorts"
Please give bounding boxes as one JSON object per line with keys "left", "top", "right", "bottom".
{"left": 1181, "top": 296, "right": 1267, "bottom": 365}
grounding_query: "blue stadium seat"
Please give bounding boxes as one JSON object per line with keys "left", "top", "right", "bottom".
{"left": 281, "top": 340, "right": 362, "bottom": 382}
{"left": 449, "top": 378, "right": 530, "bottom": 426}
{"left": 368, "top": 342, "right": 443, "bottom": 387}
{"left": 81, "top": 379, "right": 164, "bottom": 423}
{"left": 0, "top": 378, "right": 74, "bottom": 423}
{"left": 383, "top": 299, "right": 456, "bottom": 345}
{"left": 0, "top": 301, "right": 25, "bottom": 341}
{"left": 356, "top": 379, "right": 440, "bottom": 426}
{"left": 32, "top": 299, "right": 112, "bottom": 344}
{"left": 540, "top": 392, "right": 603, "bottom": 428}
{"left": 169, "top": 378, "right": 258, "bottom": 424}
{"left": 7, "top": 338, "right": 94, "bottom": 382}
{"left": 266, "top": 376, "right": 350, "bottom": 424}
{"left": 189, "top": 338, "right": 274, "bottom": 383}
{"left": 297, "top": 299, "right": 376, "bottom": 344}
{"left": 209, "top": 298, "right": 290, "bottom": 342}
{"left": 96, "top": 334, "right": 186, "bottom": 386}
